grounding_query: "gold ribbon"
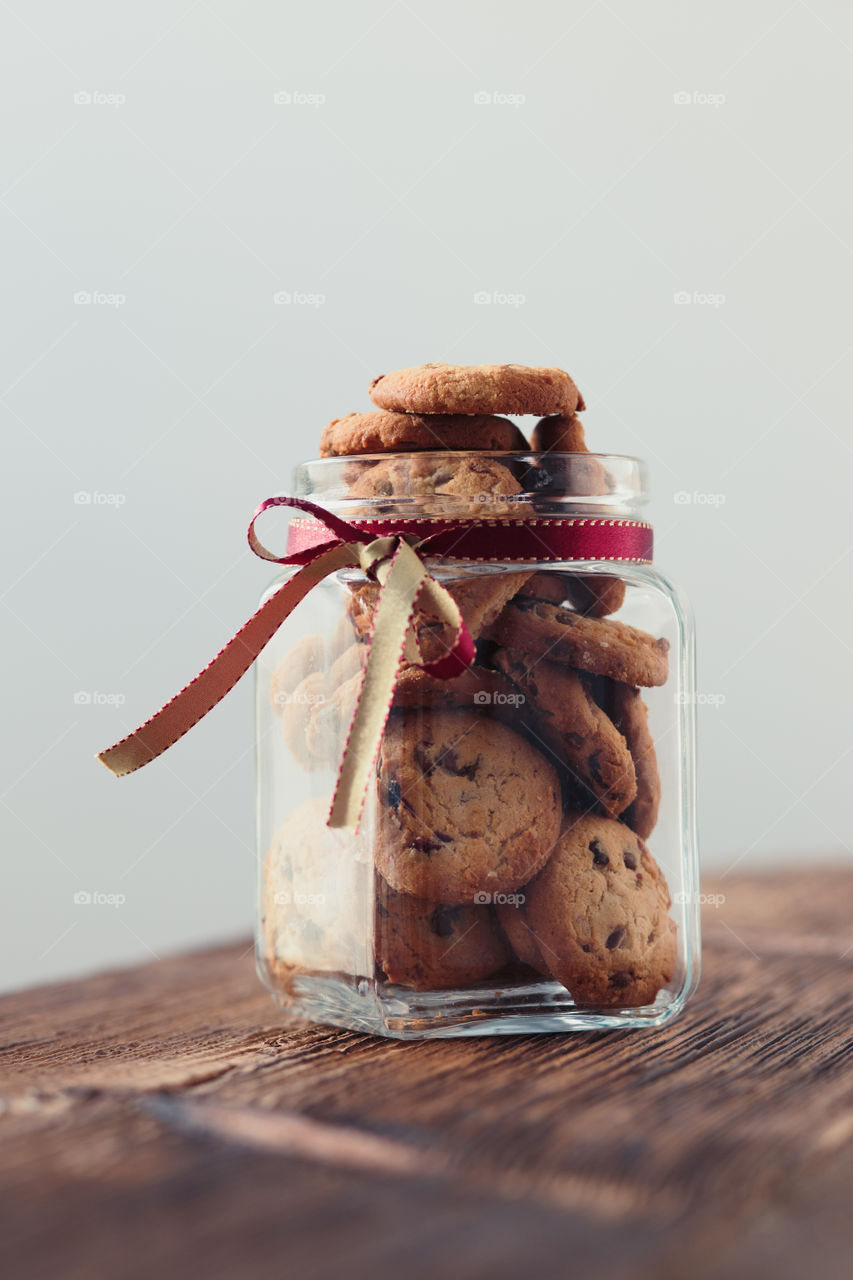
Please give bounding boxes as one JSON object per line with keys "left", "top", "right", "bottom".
{"left": 98, "top": 529, "right": 469, "bottom": 831}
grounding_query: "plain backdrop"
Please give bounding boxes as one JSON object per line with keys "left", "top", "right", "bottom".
{"left": 2, "top": 0, "right": 851, "bottom": 992}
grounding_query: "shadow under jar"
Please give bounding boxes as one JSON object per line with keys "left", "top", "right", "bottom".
{"left": 256, "top": 450, "right": 700, "bottom": 1038}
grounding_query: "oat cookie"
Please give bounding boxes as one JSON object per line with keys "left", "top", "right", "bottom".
{"left": 375, "top": 709, "right": 562, "bottom": 904}
{"left": 262, "top": 797, "right": 370, "bottom": 981}
{"left": 281, "top": 671, "right": 328, "bottom": 767}
{"left": 492, "top": 649, "right": 637, "bottom": 818}
{"left": 517, "top": 571, "right": 626, "bottom": 619}
{"left": 524, "top": 812, "right": 677, "bottom": 1008}
{"left": 320, "top": 411, "right": 527, "bottom": 457}
{"left": 369, "top": 363, "right": 584, "bottom": 417}
{"left": 306, "top": 671, "right": 360, "bottom": 764}
{"left": 606, "top": 683, "right": 661, "bottom": 839}
{"left": 269, "top": 633, "right": 326, "bottom": 711}
{"left": 375, "top": 882, "right": 510, "bottom": 990}
{"left": 485, "top": 598, "right": 669, "bottom": 687}
{"left": 328, "top": 643, "right": 365, "bottom": 691}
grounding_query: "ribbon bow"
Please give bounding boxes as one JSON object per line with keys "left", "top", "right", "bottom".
{"left": 98, "top": 496, "right": 475, "bottom": 829}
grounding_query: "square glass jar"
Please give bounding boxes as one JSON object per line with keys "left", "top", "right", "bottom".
{"left": 255, "top": 452, "right": 699, "bottom": 1038}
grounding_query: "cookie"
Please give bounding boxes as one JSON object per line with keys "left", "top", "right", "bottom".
{"left": 492, "top": 649, "right": 637, "bottom": 818}
{"left": 517, "top": 571, "right": 626, "bottom": 619}
{"left": 328, "top": 643, "right": 365, "bottom": 691}
{"left": 346, "top": 568, "right": 534, "bottom": 664}
{"left": 392, "top": 663, "right": 523, "bottom": 713}
{"left": 524, "top": 812, "right": 677, "bottom": 1008}
{"left": 306, "top": 671, "right": 360, "bottom": 764}
{"left": 347, "top": 452, "right": 523, "bottom": 507}
{"left": 262, "top": 797, "right": 371, "bottom": 981}
{"left": 375, "top": 881, "right": 510, "bottom": 990}
{"left": 485, "top": 599, "right": 669, "bottom": 687}
{"left": 269, "top": 633, "right": 326, "bottom": 711}
{"left": 280, "top": 671, "right": 328, "bottom": 766}
{"left": 605, "top": 683, "right": 661, "bottom": 839}
{"left": 495, "top": 898, "right": 547, "bottom": 972}
{"left": 375, "top": 709, "right": 562, "bottom": 904}
{"left": 369, "top": 363, "right": 584, "bottom": 417}
{"left": 320, "top": 411, "right": 527, "bottom": 457}
{"left": 529, "top": 414, "right": 590, "bottom": 453}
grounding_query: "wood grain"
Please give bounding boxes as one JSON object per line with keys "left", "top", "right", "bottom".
{"left": 1, "top": 869, "right": 852, "bottom": 1280}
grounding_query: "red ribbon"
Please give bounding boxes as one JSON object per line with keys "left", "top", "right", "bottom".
{"left": 280, "top": 510, "right": 653, "bottom": 565}
{"left": 98, "top": 496, "right": 653, "bottom": 799}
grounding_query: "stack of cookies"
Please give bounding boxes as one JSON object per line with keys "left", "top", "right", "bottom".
{"left": 265, "top": 363, "right": 677, "bottom": 1011}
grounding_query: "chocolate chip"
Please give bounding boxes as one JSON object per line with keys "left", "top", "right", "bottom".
{"left": 609, "top": 971, "right": 632, "bottom": 989}
{"left": 429, "top": 906, "right": 459, "bottom": 938}
{"left": 623, "top": 850, "right": 638, "bottom": 870}
{"left": 528, "top": 465, "right": 554, "bottom": 492}
{"left": 605, "top": 926, "right": 627, "bottom": 950}
{"left": 441, "top": 750, "right": 478, "bottom": 781}
{"left": 410, "top": 837, "right": 440, "bottom": 855}
{"left": 590, "top": 839, "right": 610, "bottom": 867}
{"left": 386, "top": 779, "right": 402, "bottom": 811}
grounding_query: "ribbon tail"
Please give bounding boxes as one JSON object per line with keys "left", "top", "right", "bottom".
{"left": 97, "top": 544, "right": 356, "bottom": 778}
{"left": 328, "top": 541, "right": 429, "bottom": 829}
{"left": 414, "top": 574, "right": 476, "bottom": 678}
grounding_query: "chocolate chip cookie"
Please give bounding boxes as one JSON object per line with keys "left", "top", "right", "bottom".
{"left": 485, "top": 598, "right": 669, "bottom": 687}
{"left": 320, "top": 411, "right": 527, "bottom": 457}
{"left": 529, "top": 413, "right": 590, "bottom": 453}
{"left": 495, "top": 898, "right": 547, "bottom": 972}
{"left": 369, "top": 363, "right": 584, "bottom": 417}
{"left": 524, "top": 812, "right": 677, "bottom": 1008}
{"left": 606, "top": 683, "right": 661, "bottom": 839}
{"left": 492, "top": 648, "right": 637, "bottom": 818}
{"left": 346, "top": 568, "right": 534, "bottom": 664}
{"left": 517, "top": 571, "right": 627, "bottom": 619}
{"left": 347, "top": 452, "right": 523, "bottom": 507}
{"left": 375, "top": 881, "right": 510, "bottom": 990}
{"left": 375, "top": 709, "right": 562, "bottom": 904}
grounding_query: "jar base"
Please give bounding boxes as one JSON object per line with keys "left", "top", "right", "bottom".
{"left": 261, "top": 963, "right": 692, "bottom": 1040}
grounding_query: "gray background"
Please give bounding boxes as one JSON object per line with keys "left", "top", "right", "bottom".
{"left": 2, "top": 0, "right": 851, "bottom": 992}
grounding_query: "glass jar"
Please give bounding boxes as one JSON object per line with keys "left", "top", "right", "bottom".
{"left": 255, "top": 451, "right": 699, "bottom": 1038}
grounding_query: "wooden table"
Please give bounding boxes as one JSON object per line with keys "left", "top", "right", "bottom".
{"left": 2, "top": 869, "right": 852, "bottom": 1280}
